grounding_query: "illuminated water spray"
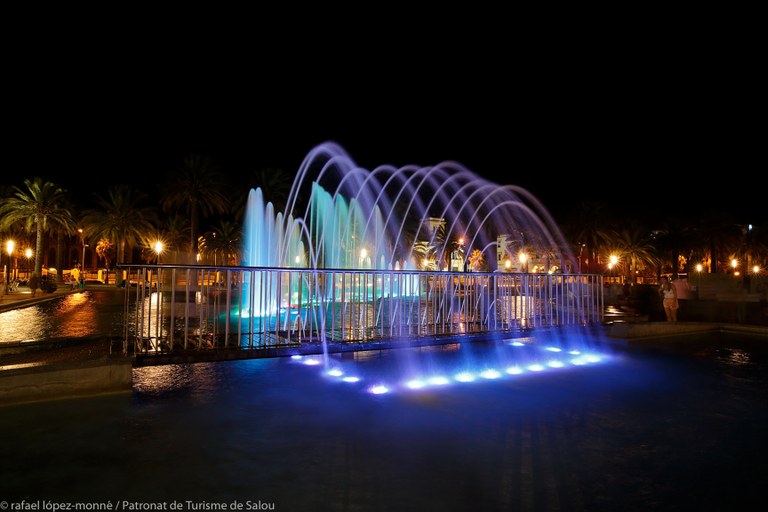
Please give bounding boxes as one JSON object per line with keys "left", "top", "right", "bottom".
{"left": 239, "top": 142, "right": 600, "bottom": 384}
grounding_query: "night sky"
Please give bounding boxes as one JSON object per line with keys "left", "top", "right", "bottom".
{"left": 6, "top": 67, "right": 763, "bottom": 226}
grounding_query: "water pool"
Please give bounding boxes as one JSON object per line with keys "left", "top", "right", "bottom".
{"left": 0, "top": 289, "right": 125, "bottom": 342}
{"left": 1, "top": 332, "right": 766, "bottom": 511}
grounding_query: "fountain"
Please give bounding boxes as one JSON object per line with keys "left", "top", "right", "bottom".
{"left": 238, "top": 141, "right": 607, "bottom": 393}
{"left": 244, "top": 141, "right": 572, "bottom": 272}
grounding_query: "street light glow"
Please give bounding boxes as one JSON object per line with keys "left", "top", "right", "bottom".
{"left": 154, "top": 241, "right": 165, "bottom": 265}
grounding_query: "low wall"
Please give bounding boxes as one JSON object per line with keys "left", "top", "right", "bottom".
{"left": 0, "top": 357, "right": 133, "bottom": 406}
{"left": 603, "top": 322, "right": 720, "bottom": 340}
{"left": 603, "top": 321, "right": 768, "bottom": 340}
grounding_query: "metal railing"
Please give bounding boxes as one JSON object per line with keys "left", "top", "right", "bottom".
{"left": 118, "top": 265, "right": 604, "bottom": 357}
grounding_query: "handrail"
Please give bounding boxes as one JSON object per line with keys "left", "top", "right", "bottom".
{"left": 117, "top": 265, "right": 604, "bottom": 357}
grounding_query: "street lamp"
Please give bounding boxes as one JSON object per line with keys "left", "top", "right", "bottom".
{"left": 25, "top": 248, "right": 33, "bottom": 279}
{"left": 154, "top": 241, "right": 164, "bottom": 264}
{"left": 695, "top": 263, "right": 703, "bottom": 296}
{"left": 609, "top": 254, "right": 619, "bottom": 282}
{"left": 4, "top": 240, "right": 14, "bottom": 294}
{"left": 518, "top": 251, "right": 528, "bottom": 273}
{"left": 78, "top": 229, "right": 87, "bottom": 276}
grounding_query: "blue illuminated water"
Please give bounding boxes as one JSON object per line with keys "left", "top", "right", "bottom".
{"left": 1, "top": 332, "right": 766, "bottom": 510}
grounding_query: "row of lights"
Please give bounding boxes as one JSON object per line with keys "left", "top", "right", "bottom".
{"left": 291, "top": 343, "right": 605, "bottom": 396}
{"left": 3, "top": 240, "right": 31, "bottom": 293}
{"left": 3, "top": 236, "right": 166, "bottom": 273}
{"left": 3, "top": 240, "right": 34, "bottom": 261}
{"left": 607, "top": 254, "right": 762, "bottom": 276}
{"left": 727, "top": 259, "right": 761, "bottom": 276}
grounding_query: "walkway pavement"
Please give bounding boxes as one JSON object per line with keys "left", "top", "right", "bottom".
{"left": 0, "top": 284, "right": 81, "bottom": 312}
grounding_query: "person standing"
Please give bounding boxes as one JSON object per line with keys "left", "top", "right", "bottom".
{"left": 28, "top": 272, "right": 41, "bottom": 298}
{"left": 70, "top": 266, "right": 80, "bottom": 290}
{"left": 660, "top": 277, "right": 679, "bottom": 322}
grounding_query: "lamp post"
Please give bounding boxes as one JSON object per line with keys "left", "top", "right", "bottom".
{"left": 518, "top": 251, "right": 528, "bottom": 273}
{"left": 25, "top": 248, "right": 32, "bottom": 279}
{"left": 695, "top": 263, "right": 703, "bottom": 297}
{"left": 4, "top": 240, "right": 14, "bottom": 294}
{"left": 609, "top": 254, "right": 619, "bottom": 283}
{"left": 78, "top": 228, "right": 87, "bottom": 278}
{"left": 154, "top": 241, "right": 164, "bottom": 265}
{"left": 153, "top": 241, "right": 164, "bottom": 292}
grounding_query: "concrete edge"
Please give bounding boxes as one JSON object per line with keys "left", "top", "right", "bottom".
{"left": 0, "top": 357, "right": 133, "bottom": 407}
{"left": 602, "top": 321, "right": 768, "bottom": 341}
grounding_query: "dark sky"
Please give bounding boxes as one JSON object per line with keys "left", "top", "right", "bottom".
{"left": 6, "top": 60, "right": 764, "bottom": 227}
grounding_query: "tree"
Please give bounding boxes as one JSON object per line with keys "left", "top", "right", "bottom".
{"left": 80, "top": 185, "right": 158, "bottom": 267}
{"left": 234, "top": 167, "right": 295, "bottom": 220}
{"left": 610, "top": 226, "right": 659, "bottom": 283}
{"left": 160, "top": 154, "right": 230, "bottom": 258}
{"left": 468, "top": 248, "right": 486, "bottom": 272}
{"left": 199, "top": 219, "right": 242, "bottom": 266}
{"left": 691, "top": 211, "right": 741, "bottom": 274}
{"left": 0, "top": 178, "right": 74, "bottom": 277}
{"left": 144, "top": 214, "right": 190, "bottom": 265}
{"left": 95, "top": 238, "right": 116, "bottom": 283}
{"left": 653, "top": 219, "right": 698, "bottom": 279}
{"left": 560, "top": 201, "right": 614, "bottom": 274}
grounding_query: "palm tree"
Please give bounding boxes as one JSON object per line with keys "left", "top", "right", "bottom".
{"left": 653, "top": 219, "right": 699, "bottom": 279}
{"left": 0, "top": 178, "right": 74, "bottom": 277}
{"left": 162, "top": 214, "right": 191, "bottom": 251}
{"left": 199, "top": 219, "right": 242, "bottom": 266}
{"left": 610, "top": 226, "right": 660, "bottom": 283}
{"left": 411, "top": 240, "right": 437, "bottom": 270}
{"left": 468, "top": 248, "right": 486, "bottom": 272}
{"left": 234, "top": 167, "right": 295, "bottom": 220}
{"left": 80, "top": 184, "right": 158, "bottom": 267}
{"left": 560, "top": 201, "right": 614, "bottom": 274}
{"left": 95, "top": 238, "right": 116, "bottom": 283}
{"left": 54, "top": 195, "right": 80, "bottom": 282}
{"left": 146, "top": 213, "right": 190, "bottom": 265}
{"left": 160, "top": 154, "right": 230, "bottom": 259}
{"left": 691, "top": 211, "right": 742, "bottom": 273}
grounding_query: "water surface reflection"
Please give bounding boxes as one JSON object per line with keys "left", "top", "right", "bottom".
{"left": 0, "top": 333, "right": 766, "bottom": 510}
{"left": 0, "top": 289, "right": 125, "bottom": 342}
